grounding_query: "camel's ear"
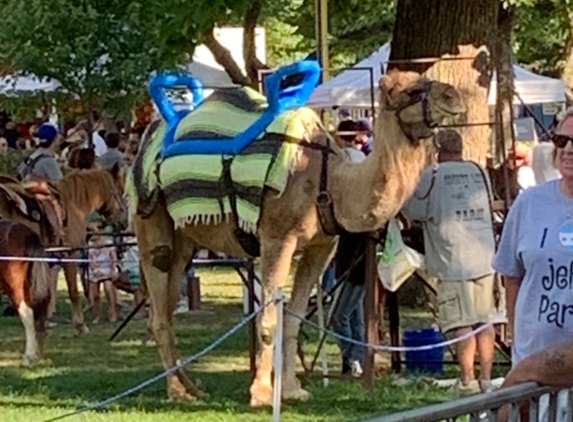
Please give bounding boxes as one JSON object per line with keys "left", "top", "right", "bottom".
{"left": 379, "top": 73, "right": 397, "bottom": 107}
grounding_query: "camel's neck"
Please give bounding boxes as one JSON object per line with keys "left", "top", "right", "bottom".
{"left": 331, "top": 111, "right": 429, "bottom": 232}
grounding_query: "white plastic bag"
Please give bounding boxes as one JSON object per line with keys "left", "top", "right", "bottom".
{"left": 377, "top": 218, "right": 424, "bottom": 292}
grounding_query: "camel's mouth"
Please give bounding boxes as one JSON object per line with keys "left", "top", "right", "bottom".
{"left": 435, "top": 106, "right": 468, "bottom": 128}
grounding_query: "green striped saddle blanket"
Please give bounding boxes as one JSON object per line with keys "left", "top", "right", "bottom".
{"left": 127, "top": 87, "right": 323, "bottom": 234}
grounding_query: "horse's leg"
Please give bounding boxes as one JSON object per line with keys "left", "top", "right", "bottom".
{"left": 282, "top": 239, "right": 337, "bottom": 401}
{"left": 249, "top": 236, "right": 297, "bottom": 407}
{"left": 31, "top": 261, "right": 51, "bottom": 360}
{"left": 62, "top": 263, "right": 88, "bottom": 335}
{"left": 8, "top": 264, "right": 40, "bottom": 367}
{"left": 135, "top": 209, "right": 200, "bottom": 401}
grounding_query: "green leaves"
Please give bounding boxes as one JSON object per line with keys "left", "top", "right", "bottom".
{"left": 513, "top": 0, "right": 571, "bottom": 76}
{"left": 0, "top": 0, "right": 189, "bottom": 120}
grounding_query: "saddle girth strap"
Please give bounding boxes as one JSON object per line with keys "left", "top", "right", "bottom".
{"left": 314, "top": 140, "right": 346, "bottom": 236}
{"left": 220, "top": 158, "right": 261, "bottom": 257}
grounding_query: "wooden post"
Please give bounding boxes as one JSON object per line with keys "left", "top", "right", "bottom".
{"left": 362, "top": 235, "right": 379, "bottom": 389}
{"left": 246, "top": 260, "right": 258, "bottom": 378}
{"left": 387, "top": 291, "right": 402, "bottom": 372}
{"left": 186, "top": 275, "right": 202, "bottom": 311}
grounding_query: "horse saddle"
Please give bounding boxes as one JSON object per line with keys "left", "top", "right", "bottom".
{"left": 19, "top": 177, "right": 67, "bottom": 245}
{"left": 0, "top": 177, "right": 43, "bottom": 222}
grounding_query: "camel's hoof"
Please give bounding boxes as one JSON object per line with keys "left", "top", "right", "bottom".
{"left": 21, "top": 354, "right": 40, "bottom": 368}
{"left": 168, "top": 387, "right": 198, "bottom": 403}
{"left": 249, "top": 385, "right": 273, "bottom": 407}
{"left": 283, "top": 387, "right": 311, "bottom": 402}
{"left": 75, "top": 324, "right": 89, "bottom": 336}
{"left": 167, "top": 393, "right": 197, "bottom": 403}
{"left": 195, "top": 390, "right": 210, "bottom": 401}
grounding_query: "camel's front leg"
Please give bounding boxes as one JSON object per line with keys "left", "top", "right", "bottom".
{"left": 282, "top": 239, "right": 337, "bottom": 401}
{"left": 62, "top": 263, "right": 88, "bottom": 335}
{"left": 250, "top": 236, "right": 297, "bottom": 407}
{"left": 135, "top": 211, "right": 203, "bottom": 402}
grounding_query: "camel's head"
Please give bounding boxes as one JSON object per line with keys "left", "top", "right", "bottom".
{"left": 379, "top": 70, "right": 467, "bottom": 144}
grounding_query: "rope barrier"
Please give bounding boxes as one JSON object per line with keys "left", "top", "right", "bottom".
{"left": 286, "top": 308, "right": 507, "bottom": 352}
{"left": 41, "top": 299, "right": 277, "bottom": 422}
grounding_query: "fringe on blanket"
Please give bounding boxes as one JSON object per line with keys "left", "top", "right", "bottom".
{"left": 174, "top": 213, "right": 258, "bottom": 235}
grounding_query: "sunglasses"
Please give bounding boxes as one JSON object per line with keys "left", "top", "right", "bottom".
{"left": 551, "top": 133, "right": 573, "bottom": 148}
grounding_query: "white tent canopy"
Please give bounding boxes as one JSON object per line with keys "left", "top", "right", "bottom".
{"left": 186, "top": 61, "right": 237, "bottom": 88}
{"left": 0, "top": 74, "right": 60, "bottom": 95}
{"left": 308, "top": 42, "right": 566, "bottom": 108}
{"left": 0, "top": 60, "right": 236, "bottom": 97}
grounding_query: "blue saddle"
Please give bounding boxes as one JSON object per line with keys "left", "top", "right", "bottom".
{"left": 148, "top": 60, "right": 321, "bottom": 158}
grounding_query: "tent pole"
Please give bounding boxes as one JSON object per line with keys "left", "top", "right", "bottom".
{"left": 319, "top": 0, "right": 330, "bottom": 82}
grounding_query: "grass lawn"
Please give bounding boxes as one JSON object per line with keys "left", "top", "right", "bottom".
{"left": 0, "top": 268, "right": 503, "bottom": 422}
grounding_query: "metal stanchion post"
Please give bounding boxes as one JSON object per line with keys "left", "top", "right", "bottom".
{"left": 272, "top": 289, "right": 285, "bottom": 422}
{"left": 316, "top": 281, "right": 329, "bottom": 387}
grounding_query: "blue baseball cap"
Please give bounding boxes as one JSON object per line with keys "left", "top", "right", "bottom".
{"left": 37, "top": 124, "right": 58, "bottom": 143}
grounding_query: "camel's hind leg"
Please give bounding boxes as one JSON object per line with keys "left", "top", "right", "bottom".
{"left": 135, "top": 211, "right": 202, "bottom": 401}
{"left": 282, "top": 239, "right": 337, "bottom": 401}
{"left": 249, "top": 236, "right": 297, "bottom": 407}
{"left": 62, "top": 263, "right": 88, "bottom": 335}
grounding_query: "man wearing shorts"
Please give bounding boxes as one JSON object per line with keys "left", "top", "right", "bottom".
{"left": 401, "top": 130, "right": 500, "bottom": 395}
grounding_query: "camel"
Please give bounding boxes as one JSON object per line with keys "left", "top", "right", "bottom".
{"left": 131, "top": 69, "right": 467, "bottom": 405}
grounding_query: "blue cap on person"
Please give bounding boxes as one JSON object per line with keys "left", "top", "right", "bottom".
{"left": 37, "top": 124, "right": 58, "bottom": 144}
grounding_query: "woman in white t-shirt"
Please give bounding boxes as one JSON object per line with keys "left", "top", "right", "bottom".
{"left": 494, "top": 115, "right": 573, "bottom": 421}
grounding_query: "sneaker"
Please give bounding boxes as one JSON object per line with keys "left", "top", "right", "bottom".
{"left": 450, "top": 379, "right": 481, "bottom": 396}
{"left": 480, "top": 379, "right": 494, "bottom": 393}
{"left": 350, "top": 360, "right": 363, "bottom": 378}
{"left": 173, "top": 301, "right": 189, "bottom": 315}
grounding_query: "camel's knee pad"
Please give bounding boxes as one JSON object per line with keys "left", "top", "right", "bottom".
{"left": 151, "top": 245, "right": 173, "bottom": 272}
{"left": 260, "top": 325, "right": 276, "bottom": 346}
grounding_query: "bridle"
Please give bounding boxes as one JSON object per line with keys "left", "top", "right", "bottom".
{"left": 385, "top": 81, "right": 437, "bottom": 144}
{"left": 99, "top": 181, "right": 125, "bottom": 221}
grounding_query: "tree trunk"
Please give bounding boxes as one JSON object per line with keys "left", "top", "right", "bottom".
{"left": 243, "top": 0, "right": 268, "bottom": 84}
{"left": 389, "top": 0, "right": 499, "bottom": 166}
{"left": 204, "top": 30, "right": 253, "bottom": 88}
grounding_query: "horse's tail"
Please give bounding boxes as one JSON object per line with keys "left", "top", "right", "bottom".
{"left": 24, "top": 230, "right": 50, "bottom": 318}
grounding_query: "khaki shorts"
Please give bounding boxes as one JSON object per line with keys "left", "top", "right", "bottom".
{"left": 437, "top": 274, "right": 498, "bottom": 334}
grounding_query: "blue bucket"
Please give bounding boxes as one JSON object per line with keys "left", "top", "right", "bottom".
{"left": 403, "top": 328, "right": 445, "bottom": 374}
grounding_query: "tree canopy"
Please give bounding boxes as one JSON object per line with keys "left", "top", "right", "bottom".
{"left": 0, "top": 0, "right": 571, "bottom": 124}
{"left": 0, "top": 0, "right": 188, "bottom": 121}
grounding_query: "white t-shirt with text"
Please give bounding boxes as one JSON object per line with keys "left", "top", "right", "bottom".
{"left": 493, "top": 180, "right": 573, "bottom": 364}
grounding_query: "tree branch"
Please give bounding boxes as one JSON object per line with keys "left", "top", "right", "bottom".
{"left": 203, "top": 29, "right": 252, "bottom": 87}
{"left": 243, "top": 0, "right": 268, "bottom": 84}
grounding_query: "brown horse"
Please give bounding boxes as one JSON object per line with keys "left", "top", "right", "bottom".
{"left": 0, "top": 221, "right": 50, "bottom": 366}
{"left": 0, "top": 166, "right": 126, "bottom": 334}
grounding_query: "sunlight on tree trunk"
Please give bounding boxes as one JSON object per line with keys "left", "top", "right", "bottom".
{"left": 389, "top": 0, "right": 499, "bottom": 165}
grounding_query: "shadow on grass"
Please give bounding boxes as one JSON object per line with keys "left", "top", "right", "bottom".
{"left": 0, "top": 365, "right": 453, "bottom": 421}
{"left": 0, "top": 292, "right": 456, "bottom": 421}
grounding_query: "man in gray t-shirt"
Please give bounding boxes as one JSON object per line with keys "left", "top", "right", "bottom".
{"left": 98, "top": 132, "right": 125, "bottom": 170}
{"left": 402, "top": 130, "right": 498, "bottom": 395}
{"left": 18, "top": 124, "right": 63, "bottom": 182}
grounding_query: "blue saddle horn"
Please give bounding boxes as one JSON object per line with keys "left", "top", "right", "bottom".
{"left": 148, "top": 60, "right": 322, "bottom": 158}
